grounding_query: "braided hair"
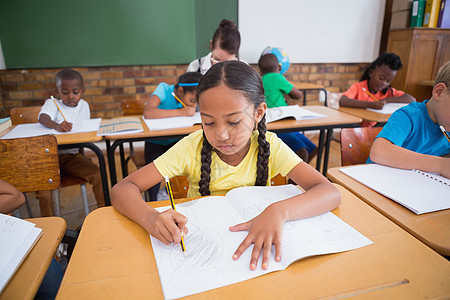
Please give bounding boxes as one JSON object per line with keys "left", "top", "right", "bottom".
{"left": 360, "top": 52, "right": 403, "bottom": 94}
{"left": 196, "top": 61, "right": 269, "bottom": 196}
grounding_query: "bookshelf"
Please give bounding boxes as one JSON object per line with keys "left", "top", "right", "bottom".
{"left": 387, "top": 28, "right": 450, "bottom": 101}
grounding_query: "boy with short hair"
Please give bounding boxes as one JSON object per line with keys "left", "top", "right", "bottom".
{"left": 37, "top": 69, "right": 104, "bottom": 216}
{"left": 258, "top": 53, "right": 316, "bottom": 162}
{"left": 369, "top": 61, "right": 450, "bottom": 178}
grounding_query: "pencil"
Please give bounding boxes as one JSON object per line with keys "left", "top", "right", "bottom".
{"left": 171, "top": 92, "right": 187, "bottom": 107}
{"left": 51, "top": 95, "right": 68, "bottom": 122}
{"left": 440, "top": 125, "right": 450, "bottom": 143}
{"left": 164, "top": 175, "right": 187, "bottom": 256}
{"left": 362, "top": 87, "right": 378, "bottom": 102}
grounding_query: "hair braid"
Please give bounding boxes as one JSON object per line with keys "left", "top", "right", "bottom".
{"left": 198, "top": 133, "right": 213, "bottom": 196}
{"left": 255, "top": 115, "right": 270, "bottom": 186}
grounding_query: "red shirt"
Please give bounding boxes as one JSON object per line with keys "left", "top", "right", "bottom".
{"left": 342, "top": 80, "right": 404, "bottom": 102}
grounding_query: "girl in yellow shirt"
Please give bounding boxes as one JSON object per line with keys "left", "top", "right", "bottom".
{"left": 111, "top": 61, "right": 340, "bottom": 271}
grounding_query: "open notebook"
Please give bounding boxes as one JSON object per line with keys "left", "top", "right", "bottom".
{"left": 150, "top": 184, "right": 372, "bottom": 300}
{"left": 366, "top": 103, "right": 408, "bottom": 114}
{"left": 265, "top": 105, "right": 326, "bottom": 123}
{"left": 0, "top": 214, "right": 43, "bottom": 293}
{"left": 340, "top": 164, "right": 450, "bottom": 214}
{"left": 0, "top": 119, "right": 101, "bottom": 139}
{"left": 97, "top": 116, "right": 143, "bottom": 136}
{"left": 143, "top": 106, "right": 326, "bottom": 131}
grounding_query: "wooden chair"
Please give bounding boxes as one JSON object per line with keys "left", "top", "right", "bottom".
{"left": 10, "top": 106, "right": 91, "bottom": 216}
{"left": 0, "top": 135, "right": 61, "bottom": 214}
{"left": 120, "top": 99, "right": 147, "bottom": 171}
{"left": 169, "top": 174, "right": 288, "bottom": 199}
{"left": 340, "top": 127, "right": 383, "bottom": 166}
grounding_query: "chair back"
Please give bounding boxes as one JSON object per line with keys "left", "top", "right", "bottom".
{"left": 0, "top": 135, "right": 60, "bottom": 192}
{"left": 169, "top": 174, "right": 288, "bottom": 199}
{"left": 340, "top": 127, "right": 383, "bottom": 166}
{"left": 120, "top": 99, "right": 146, "bottom": 116}
{"left": 10, "top": 106, "right": 41, "bottom": 125}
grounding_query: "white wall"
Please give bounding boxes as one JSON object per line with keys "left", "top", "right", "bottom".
{"left": 239, "top": 0, "right": 386, "bottom": 64}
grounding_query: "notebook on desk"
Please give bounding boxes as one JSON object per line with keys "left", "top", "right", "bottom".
{"left": 0, "top": 119, "right": 101, "bottom": 139}
{"left": 0, "top": 214, "right": 43, "bottom": 293}
{"left": 265, "top": 105, "right": 326, "bottom": 123}
{"left": 339, "top": 164, "right": 450, "bottom": 214}
{"left": 150, "top": 184, "right": 372, "bottom": 299}
{"left": 366, "top": 103, "right": 408, "bottom": 114}
{"left": 143, "top": 113, "right": 201, "bottom": 130}
{"left": 97, "top": 116, "right": 143, "bottom": 136}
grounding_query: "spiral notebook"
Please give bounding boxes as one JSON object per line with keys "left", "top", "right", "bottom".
{"left": 0, "top": 214, "right": 43, "bottom": 293}
{"left": 340, "top": 164, "right": 450, "bottom": 214}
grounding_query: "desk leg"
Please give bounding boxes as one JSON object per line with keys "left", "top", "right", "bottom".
{"left": 322, "top": 129, "right": 333, "bottom": 176}
{"left": 315, "top": 129, "right": 325, "bottom": 172}
{"left": 107, "top": 140, "right": 122, "bottom": 187}
{"left": 119, "top": 144, "right": 128, "bottom": 178}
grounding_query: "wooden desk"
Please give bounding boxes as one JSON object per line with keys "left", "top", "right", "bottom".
{"left": 337, "top": 106, "right": 391, "bottom": 124}
{"left": 56, "top": 185, "right": 450, "bottom": 299}
{"left": 292, "top": 82, "right": 327, "bottom": 106}
{"left": 105, "top": 106, "right": 362, "bottom": 184}
{"left": 0, "top": 128, "right": 111, "bottom": 205}
{"left": 0, "top": 217, "right": 66, "bottom": 300}
{"left": 327, "top": 166, "right": 450, "bottom": 256}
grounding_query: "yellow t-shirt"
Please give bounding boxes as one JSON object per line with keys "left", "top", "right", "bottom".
{"left": 154, "top": 130, "right": 302, "bottom": 198}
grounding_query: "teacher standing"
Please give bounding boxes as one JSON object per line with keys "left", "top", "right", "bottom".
{"left": 187, "top": 19, "right": 243, "bottom": 75}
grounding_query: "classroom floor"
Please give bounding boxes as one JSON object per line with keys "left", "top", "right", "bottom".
{"left": 16, "top": 130, "right": 342, "bottom": 230}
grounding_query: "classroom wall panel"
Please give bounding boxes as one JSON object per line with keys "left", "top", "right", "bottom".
{"left": 238, "top": 0, "right": 386, "bottom": 64}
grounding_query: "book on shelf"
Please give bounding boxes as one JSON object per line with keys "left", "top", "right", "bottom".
{"left": 423, "top": 0, "right": 442, "bottom": 27}
{"left": 97, "top": 116, "right": 144, "bottom": 136}
{"left": 437, "top": 0, "right": 450, "bottom": 27}
{"left": 150, "top": 184, "right": 372, "bottom": 300}
{"left": 0, "top": 214, "right": 43, "bottom": 293}
{"left": 339, "top": 164, "right": 450, "bottom": 214}
{"left": 411, "top": 0, "right": 427, "bottom": 27}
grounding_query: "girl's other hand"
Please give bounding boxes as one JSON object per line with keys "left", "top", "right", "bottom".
{"left": 145, "top": 209, "right": 188, "bottom": 245}
{"left": 229, "top": 205, "right": 284, "bottom": 270}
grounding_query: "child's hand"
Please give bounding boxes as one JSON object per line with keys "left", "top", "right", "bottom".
{"left": 440, "top": 158, "right": 450, "bottom": 179}
{"left": 55, "top": 121, "right": 72, "bottom": 132}
{"left": 180, "top": 106, "right": 196, "bottom": 116}
{"left": 229, "top": 205, "right": 284, "bottom": 271}
{"left": 145, "top": 209, "right": 188, "bottom": 245}
{"left": 367, "top": 100, "right": 385, "bottom": 110}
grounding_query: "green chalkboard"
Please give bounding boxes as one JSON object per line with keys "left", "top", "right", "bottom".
{"left": 0, "top": 0, "right": 238, "bottom": 69}
{"left": 0, "top": 0, "right": 199, "bottom": 68}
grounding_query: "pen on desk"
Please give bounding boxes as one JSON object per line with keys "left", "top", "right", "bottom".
{"left": 440, "top": 125, "right": 450, "bottom": 143}
{"left": 362, "top": 87, "right": 378, "bottom": 102}
{"left": 51, "top": 95, "right": 68, "bottom": 122}
{"left": 165, "top": 175, "right": 187, "bottom": 256}
{"left": 171, "top": 92, "right": 187, "bottom": 108}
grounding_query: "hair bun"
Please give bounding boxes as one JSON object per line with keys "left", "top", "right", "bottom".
{"left": 219, "top": 19, "right": 236, "bottom": 29}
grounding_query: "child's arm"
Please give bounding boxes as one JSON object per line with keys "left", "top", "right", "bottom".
{"left": 230, "top": 162, "right": 340, "bottom": 270}
{"left": 370, "top": 137, "right": 450, "bottom": 178}
{"left": 0, "top": 179, "right": 25, "bottom": 214}
{"left": 38, "top": 113, "right": 72, "bottom": 132}
{"left": 111, "top": 163, "right": 188, "bottom": 245}
{"left": 339, "top": 95, "right": 385, "bottom": 109}
{"left": 288, "top": 87, "right": 303, "bottom": 100}
{"left": 143, "top": 95, "right": 196, "bottom": 119}
{"left": 384, "top": 93, "right": 415, "bottom": 104}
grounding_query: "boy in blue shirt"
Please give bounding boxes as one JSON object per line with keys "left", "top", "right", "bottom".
{"left": 369, "top": 61, "right": 450, "bottom": 179}
{"left": 258, "top": 53, "right": 316, "bottom": 162}
{"left": 143, "top": 72, "right": 202, "bottom": 200}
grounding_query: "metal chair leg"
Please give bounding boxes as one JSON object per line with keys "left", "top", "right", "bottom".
{"left": 52, "top": 189, "right": 62, "bottom": 217}
{"left": 80, "top": 183, "right": 90, "bottom": 216}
